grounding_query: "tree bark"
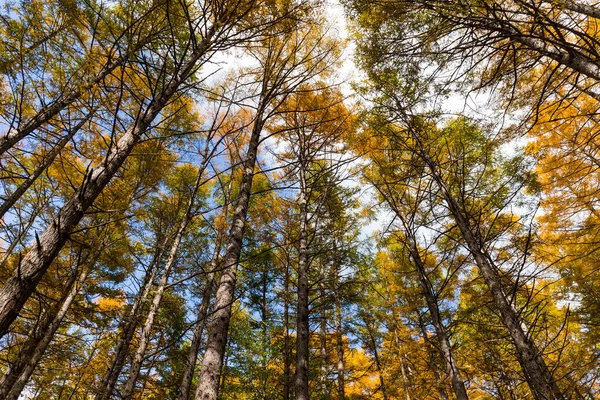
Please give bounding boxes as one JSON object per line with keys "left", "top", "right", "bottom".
{"left": 94, "top": 249, "right": 161, "bottom": 400}
{"left": 0, "top": 24, "right": 220, "bottom": 338}
{"left": 177, "top": 240, "right": 221, "bottom": 400}
{"left": 283, "top": 255, "right": 291, "bottom": 400}
{"left": 122, "top": 154, "right": 209, "bottom": 399}
{"left": 334, "top": 279, "right": 345, "bottom": 400}
{"left": 194, "top": 109, "right": 265, "bottom": 400}
{"left": 319, "top": 272, "right": 328, "bottom": 399}
{"left": 415, "top": 136, "right": 565, "bottom": 400}
{"left": 405, "top": 230, "right": 469, "bottom": 400}
{"left": 0, "top": 247, "right": 99, "bottom": 400}
{"left": 294, "top": 153, "right": 310, "bottom": 400}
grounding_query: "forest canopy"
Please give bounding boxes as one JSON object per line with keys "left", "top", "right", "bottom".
{"left": 0, "top": 0, "right": 599, "bottom": 399}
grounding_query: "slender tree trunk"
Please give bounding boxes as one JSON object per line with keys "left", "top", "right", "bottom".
{"left": 0, "top": 249, "right": 97, "bottom": 400}
{"left": 122, "top": 155, "right": 209, "bottom": 399}
{"left": 404, "top": 228, "right": 469, "bottom": 400}
{"left": 415, "top": 137, "right": 565, "bottom": 400}
{"left": 95, "top": 249, "right": 161, "bottom": 400}
{"left": 295, "top": 160, "right": 310, "bottom": 400}
{"left": 0, "top": 111, "right": 93, "bottom": 219}
{"left": 334, "top": 284, "right": 345, "bottom": 400}
{"left": 177, "top": 241, "right": 222, "bottom": 400}
{"left": 0, "top": 24, "right": 219, "bottom": 338}
{"left": 364, "top": 319, "right": 388, "bottom": 400}
{"left": 414, "top": 312, "right": 449, "bottom": 400}
{"left": 194, "top": 109, "right": 266, "bottom": 400}
{"left": 283, "top": 256, "right": 291, "bottom": 400}
{"left": 319, "top": 274, "right": 327, "bottom": 399}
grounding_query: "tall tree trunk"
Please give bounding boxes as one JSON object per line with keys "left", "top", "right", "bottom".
{"left": 405, "top": 228, "right": 469, "bottom": 400}
{"left": 364, "top": 318, "right": 388, "bottom": 400}
{"left": 0, "top": 24, "right": 220, "bottom": 338}
{"left": 95, "top": 249, "right": 161, "bottom": 400}
{"left": 294, "top": 158, "right": 310, "bottom": 400}
{"left": 414, "top": 312, "right": 449, "bottom": 400}
{"left": 177, "top": 240, "right": 222, "bottom": 400}
{"left": 319, "top": 272, "right": 328, "bottom": 399}
{"left": 122, "top": 156, "right": 209, "bottom": 399}
{"left": 334, "top": 282, "right": 345, "bottom": 400}
{"left": 283, "top": 256, "right": 291, "bottom": 400}
{"left": 0, "top": 110, "right": 93, "bottom": 219}
{"left": 0, "top": 247, "right": 98, "bottom": 400}
{"left": 415, "top": 135, "right": 565, "bottom": 400}
{"left": 194, "top": 108, "right": 266, "bottom": 400}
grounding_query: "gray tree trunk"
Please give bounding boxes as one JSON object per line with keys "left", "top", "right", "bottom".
{"left": 194, "top": 111, "right": 265, "bottom": 400}
{"left": 0, "top": 24, "right": 219, "bottom": 338}
{"left": 0, "top": 248, "right": 97, "bottom": 400}
{"left": 177, "top": 241, "right": 221, "bottom": 400}
{"left": 94, "top": 250, "right": 161, "bottom": 400}
{"left": 417, "top": 140, "right": 565, "bottom": 400}
{"left": 294, "top": 156, "right": 310, "bottom": 400}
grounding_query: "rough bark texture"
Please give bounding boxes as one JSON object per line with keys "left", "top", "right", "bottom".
{"left": 177, "top": 243, "right": 221, "bottom": 400}
{"left": 0, "top": 250, "right": 95, "bottom": 400}
{"left": 194, "top": 116, "right": 264, "bottom": 400}
{"left": 405, "top": 231, "right": 469, "bottom": 400}
{"left": 0, "top": 27, "right": 217, "bottom": 338}
{"left": 418, "top": 143, "right": 565, "bottom": 400}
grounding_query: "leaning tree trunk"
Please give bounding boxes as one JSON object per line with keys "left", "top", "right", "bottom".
{"left": 415, "top": 136, "right": 565, "bottom": 400}
{"left": 404, "top": 227, "right": 469, "bottom": 400}
{"left": 0, "top": 24, "right": 220, "bottom": 338}
{"left": 0, "top": 247, "right": 99, "bottom": 400}
{"left": 95, "top": 249, "right": 161, "bottom": 400}
{"left": 194, "top": 108, "right": 266, "bottom": 400}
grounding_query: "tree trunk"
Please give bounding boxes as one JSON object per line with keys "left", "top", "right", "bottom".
{"left": 334, "top": 283, "right": 345, "bottom": 400}
{"left": 416, "top": 138, "right": 565, "bottom": 400}
{"left": 94, "top": 249, "right": 161, "bottom": 400}
{"left": 177, "top": 241, "right": 221, "bottom": 400}
{"left": 405, "top": 229, "right": 469, "bottom": 400}
{"left": 283, "top": 256, "right": 291, "bottom": 400}
{"left": 0, "top": 248, "right": 98, "bottom": 400}
{"left": 364, "top": 319, "right": 388, "bottom": 400}
{"left": 194, "top": 111, "right": 265, "bottom": 400}
{"left": 319, "top": 274, "right": 328, "bottom": 399}
{"left": 294, "top": 159, "right": 310, "bottom": 400}
{"left": 122, "top": 154, "right": 209, "bottom": 399}
{"left": 0, "top": 24, "right": 219, "bottom": 338}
